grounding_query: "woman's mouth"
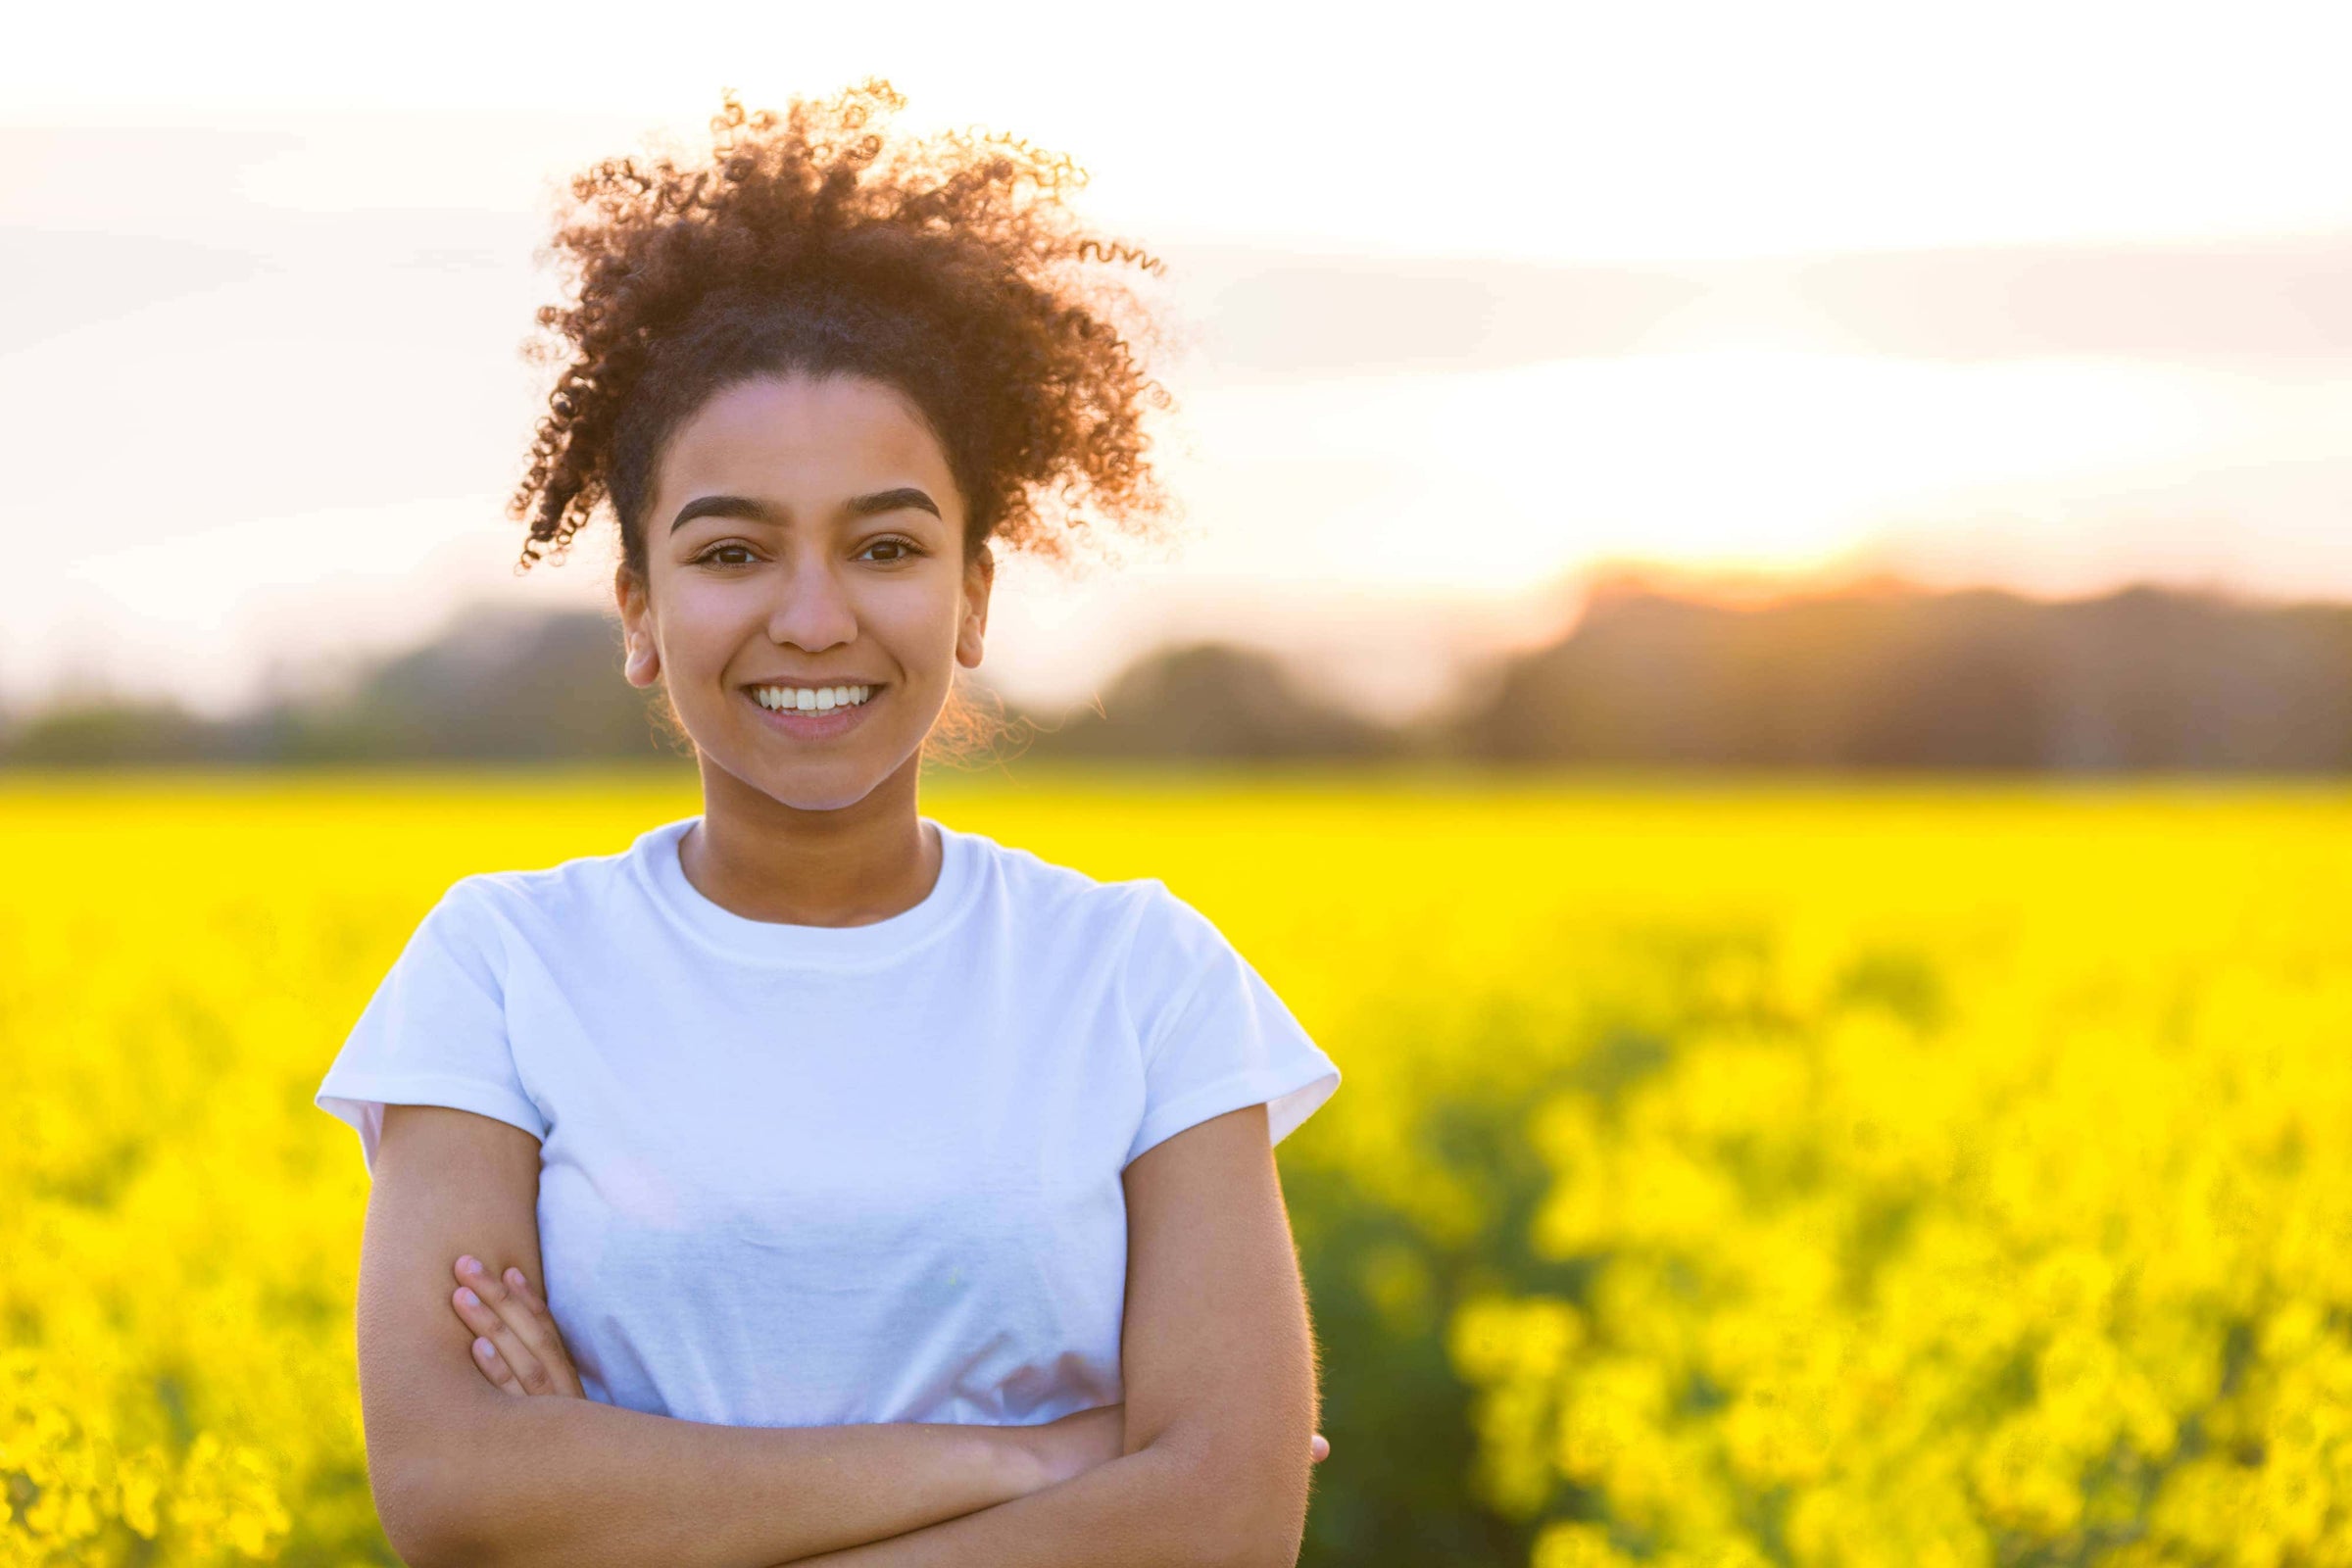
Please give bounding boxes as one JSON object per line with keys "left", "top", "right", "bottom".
{"left": 741, "top": 682, "right": 885, "bottom": 739}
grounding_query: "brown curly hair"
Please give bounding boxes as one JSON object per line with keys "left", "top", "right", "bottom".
{"left": 506, "top": 79, "right": 1183, "bottom": 761}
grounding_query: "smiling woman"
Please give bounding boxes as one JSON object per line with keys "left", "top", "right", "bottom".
{"left": 313, "top": 75, "right": 1340, "bottom": 1568}
{"left": 502, "top": 81, "right": 1182, "bottom": 776}
{"left": 630, "top": 372, "right": 977, "bottom": 823}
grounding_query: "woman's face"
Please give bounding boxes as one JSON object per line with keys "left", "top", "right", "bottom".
{"left": 616, "top": 370, "right": 992, "bottom": 813}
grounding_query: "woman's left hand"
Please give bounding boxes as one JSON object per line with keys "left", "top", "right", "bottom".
{"left": 449, "top": 1254, "right": 586, "bottom": 1398}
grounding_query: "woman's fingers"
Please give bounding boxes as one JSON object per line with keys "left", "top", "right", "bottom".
{"left": 1311, "top": 1432, "right": 1330, "bottom": 1463}
{"left": 495, "top": 1265, "right": 587, "bottom": 1397}
{"left": 449, "top": 1254, "right": 581, "bottom": 1397}
{"left": 452, "top": 1268, "right": 547, "bottom": 1395}
{"left": 466, "top": 1324, "right": 530, "bottom": 1395}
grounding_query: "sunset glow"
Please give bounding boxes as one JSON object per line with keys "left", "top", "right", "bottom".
{"left": 7, "top": 0, "right": 2352, "bottom": 719}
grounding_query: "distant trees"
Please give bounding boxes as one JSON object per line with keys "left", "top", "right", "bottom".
{"left": 1025, "top": 642, "right": 1404, "bottom": 761}
{"left": 7, "top": 582, "right": 2352, "bottom": 770}
{"left": 1443, "top": 583, "right": 2352, "bottom": 770}
{"left": 0, "top": 609, "right": 673, "bottom": 766}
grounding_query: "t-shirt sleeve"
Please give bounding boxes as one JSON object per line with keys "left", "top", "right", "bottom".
{"left": 1120, "top": 880, "right": 1341, "bottom": 1169}
{"left": 316, "top": 877, "right": 548, "bottom": 1177}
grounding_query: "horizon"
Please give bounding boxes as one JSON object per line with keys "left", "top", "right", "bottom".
{"left": 7, "top": 568, "right": 2332, "bottom": 731}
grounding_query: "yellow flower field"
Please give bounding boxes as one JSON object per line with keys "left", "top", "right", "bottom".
{"left": 4, "top": 771, "right": 2348, "bottom": 1564}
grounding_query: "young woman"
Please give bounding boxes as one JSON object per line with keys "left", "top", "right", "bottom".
{"left": 315, "top": 82, "right": 1341, "bottom": 1567}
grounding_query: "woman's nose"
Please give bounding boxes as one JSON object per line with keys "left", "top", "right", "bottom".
{"left": 765, "top": 557, "right": 859, "bottom": 649}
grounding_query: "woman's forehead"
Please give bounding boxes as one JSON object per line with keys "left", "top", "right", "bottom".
{"left": 659, "top": 374, "right": 957, "bottom": 504}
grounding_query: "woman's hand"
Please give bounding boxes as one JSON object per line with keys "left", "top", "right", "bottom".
{"left": 449, "top": 1253, "right": 586, "bottom": 1398}
{"left": 1028, "top": 1403, "right": 1331, "bottom": 1490}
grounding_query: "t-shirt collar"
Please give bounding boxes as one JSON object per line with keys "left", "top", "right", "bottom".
{"left": 630, "top": 813, "right": 980, "bottom": 967}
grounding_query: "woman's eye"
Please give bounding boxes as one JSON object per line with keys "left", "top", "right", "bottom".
{"left": 696, "top": 540, "right": 917, "bottom": 567}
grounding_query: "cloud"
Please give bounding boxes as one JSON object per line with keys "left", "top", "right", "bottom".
{"left": 1157, "top": 235, "right": 2352, "bottom": 380}
{"left": 1157, "top": 245, "right": 1706, "bottom": 380}
{"left": 1781, "top": 236, "right": 2352, "bottom": 369}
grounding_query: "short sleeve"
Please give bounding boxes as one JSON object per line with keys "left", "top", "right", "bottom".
{"left": 1120, "top": 880, "right": 1341, "bottom": 1169}
{"left": 316, "top": 878, "right": 548, "bottom": 1177}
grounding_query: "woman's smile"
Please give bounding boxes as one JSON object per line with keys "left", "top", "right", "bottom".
{"left": 740, "top": 681, "right": 887, "bottom": 740}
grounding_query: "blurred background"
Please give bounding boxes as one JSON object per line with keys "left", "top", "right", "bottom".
{"left": 9, "top": 0, "right": 2352, "bottom": 767}
{"left": 8, "top": 2, "right": 2352, "bottom": 1565}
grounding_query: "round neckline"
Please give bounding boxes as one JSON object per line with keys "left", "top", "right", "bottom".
{"left": 631, "top": 812, "right": 981, "bottom": 968}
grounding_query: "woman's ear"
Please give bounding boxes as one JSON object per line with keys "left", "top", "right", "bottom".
{"left": 956, "top": 543, "right": 994, "bottom": 669}
{"left": 616, "top": 566, "right": 662, "bottom": 687}
{"left": 624, "top": 630, "right": 662, "bottom": 687}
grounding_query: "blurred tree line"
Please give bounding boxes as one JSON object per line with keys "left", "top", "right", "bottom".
{"left": 6, "top": 580, "right": 2349, "bottom": 769}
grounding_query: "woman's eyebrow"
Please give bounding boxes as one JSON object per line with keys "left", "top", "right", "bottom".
{"left": 669, "top": 488, "right": 943, "bottom": 535}
{"left": 844, "top": 487, "right": 944, "bottom": 522}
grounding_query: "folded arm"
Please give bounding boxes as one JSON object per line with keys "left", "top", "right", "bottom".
{"left": 358, "top": 1104, "right": 1069, "bottom": 1568}
{"left": 781, "top": 1102, "right": 1323, "bottom": 1568}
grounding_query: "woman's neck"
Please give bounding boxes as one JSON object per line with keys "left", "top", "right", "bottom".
{"left": 682, "top": 766, "right": 940, "bottom": 928}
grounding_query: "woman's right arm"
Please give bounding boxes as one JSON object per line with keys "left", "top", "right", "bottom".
{"left": 357, "top": 1103, "right": 1080, "bottom": 1568}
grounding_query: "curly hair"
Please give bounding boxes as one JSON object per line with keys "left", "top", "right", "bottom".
{"left": 509, "top": 79, "right": 1178, "bottom": 583}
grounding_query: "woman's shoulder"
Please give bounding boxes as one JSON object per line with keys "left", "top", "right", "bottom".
{"left": 956, "top": 824, "right": 1155, "bottom": 912}
{"left": 953, "top": 826, "right": 1231, "bottom": 976}
{"left": 429, "top": 825, "right": 661, "bottom": 941}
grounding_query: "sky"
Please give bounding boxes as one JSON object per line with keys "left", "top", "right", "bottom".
{"left": 7, "top": 0, "right": 2352, "bottom": 721}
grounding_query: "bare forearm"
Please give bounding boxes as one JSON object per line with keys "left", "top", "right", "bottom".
{"left": 392, "top": 1386, "right": 1043, "bottom": 1568}
{"left": 780, "top": 1435, "right": 1279, "bottom": 1568}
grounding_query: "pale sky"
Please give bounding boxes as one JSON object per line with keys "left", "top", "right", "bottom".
{"left": 7, "top": 0, "right": 2352, "bottom": 720}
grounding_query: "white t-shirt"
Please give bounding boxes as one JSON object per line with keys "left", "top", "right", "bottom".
{"left": 316, "top": 813, "right": 1341, "bottom": 1430}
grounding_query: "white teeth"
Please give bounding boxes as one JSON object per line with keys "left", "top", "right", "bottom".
{"left": 752, "top": 684, "right": 872, "bottom": 712}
